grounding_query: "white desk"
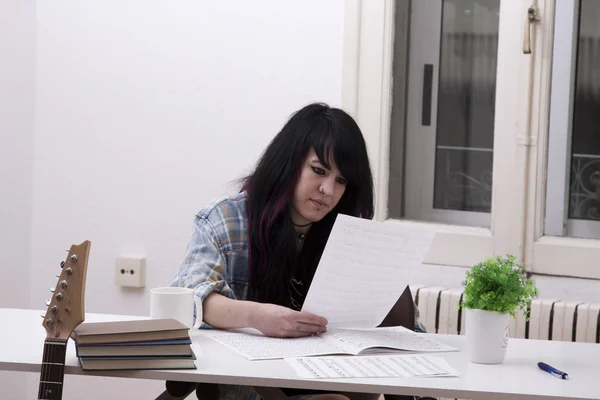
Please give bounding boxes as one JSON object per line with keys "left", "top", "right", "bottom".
{"left": 2, "top": 308, "right": 599, "bottom": 400}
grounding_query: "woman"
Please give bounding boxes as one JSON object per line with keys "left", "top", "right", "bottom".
{"left": 172, "top": 103, "right": 416, "bottom": 400}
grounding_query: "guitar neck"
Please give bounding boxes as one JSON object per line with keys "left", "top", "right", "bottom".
{"left": 38, "top": 338, "right": 68, "bottom": 400}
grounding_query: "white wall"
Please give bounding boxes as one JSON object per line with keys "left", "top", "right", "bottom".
{"left": 3, "top": 0, "right": 599, "bottom": 398}
{"left": 0, "top": 0, "right": 36, "bottom": 396}
{"left": 21, "top": 1, "right": 344, "bottom": 399}
{"left": 0, "top": 0, "right": 35, "bottom": 310}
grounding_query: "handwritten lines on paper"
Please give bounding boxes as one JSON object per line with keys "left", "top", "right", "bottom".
{"left": 330, "top": 219, "right": 432, "bottom": 268}
{"left": 301, "top": 215, "right": 436, "bottom": 328}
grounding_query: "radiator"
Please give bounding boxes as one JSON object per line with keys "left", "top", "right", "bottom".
{"left": 410, "top": 285, "right": 600, "bottom": 400}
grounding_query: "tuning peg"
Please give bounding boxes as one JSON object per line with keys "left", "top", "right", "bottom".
{"left": 40, "top": 313, "right": 45, "bottom": 318}
{"left": 45, "top": 299, "right": 51, "bottom": 306}
{"left": 60, "top": 261, "right": 65, "bottom": 268}
{"left": 50, "top": 287, "right": 55, "bottom": 293}
{"left": 56, "top": 274, "right": 60, "bottom": 278}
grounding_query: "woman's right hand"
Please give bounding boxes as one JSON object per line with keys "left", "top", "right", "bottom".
{"left": 250, "top": 303, "right": 328, "bottom": 338}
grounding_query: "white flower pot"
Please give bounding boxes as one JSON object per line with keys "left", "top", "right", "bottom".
{"left": 465, "top": 309, "right": 510, "bottom": 364}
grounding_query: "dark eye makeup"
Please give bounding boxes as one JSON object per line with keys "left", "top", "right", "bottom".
{"left": 311, "top": 165, "right": 347, "bottom": 185}
{"left": 311, "top": 166, "right": 325, "bottom": 175}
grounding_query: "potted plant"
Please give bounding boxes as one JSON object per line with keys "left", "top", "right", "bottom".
{"left": 460, "top": 255, "right": 539, "bottom": 364}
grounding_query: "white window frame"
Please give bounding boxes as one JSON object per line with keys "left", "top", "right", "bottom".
{"left": 544, "top": 0, "right": 600, "bottom": 241}
{"left": 342, "top": 0, "right": 561, "bottom": 272}
{"left": 531, "top": 0, "right": 600, "bottom": 279}
{"left": 543, "top": 0, "right": 577, "bottom": 237}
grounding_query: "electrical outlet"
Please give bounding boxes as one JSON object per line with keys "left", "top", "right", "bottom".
{"left": 115, "top": 256, "right": 146, "bottom": 288}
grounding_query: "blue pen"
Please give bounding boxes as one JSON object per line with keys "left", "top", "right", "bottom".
{"left": 538, "top": 362, "right": 569, "bottom": 380}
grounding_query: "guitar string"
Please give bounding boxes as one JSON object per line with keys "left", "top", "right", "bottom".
{"left": 44, "top": 331, "right": 50, "bottom": 399}
{"left": 45, "top": 336, "right": 53, "bottom": 399}
{"left": 41, "top": 335, "right": 49, "bottom": 399}
{"left": 46, "top": 285, "right": 62, "bottom": 398}
{"left": 49, "top": 274, "right": 66, "bottom": 398}
{"left": 40, "top": 336, "right": 45, "bottom": 399}
{"left": 48, "top": 336, "right": 61, "bottom": 399}
{"left": 50, "top": 317, "right": 60, "bottom": 400}
{"left": 42, "top": 320, "right": 60, "bottom": 399}
{"left": 44, "top": 253, "right": 75, "bottom": 400}
{"left": 45, "top": 330, "right": 51, "bottom": 399}
{"left": 50, "top": 336, "right": 55, "bottom": 400}
{"left": 55, "top": 291, "right": 65, "bottom": 398}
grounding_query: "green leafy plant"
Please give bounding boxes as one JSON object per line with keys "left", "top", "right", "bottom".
{"left": 460, "top": 255, "right": 539, "bottom": 317}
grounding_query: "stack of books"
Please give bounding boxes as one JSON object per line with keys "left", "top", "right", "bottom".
{"left": 71, "top": 318, "right": 197, "bottom": 371}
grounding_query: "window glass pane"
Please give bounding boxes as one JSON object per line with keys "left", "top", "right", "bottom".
{"left": 569, "top": 0, "right": 600, "bottom": 221}
{"left": 433, "top": 0, "right": 499, "bottom": 212}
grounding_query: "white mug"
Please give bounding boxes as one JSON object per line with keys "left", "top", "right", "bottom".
{"left": 150, "top": 287, "right": 202, "bottom": 329}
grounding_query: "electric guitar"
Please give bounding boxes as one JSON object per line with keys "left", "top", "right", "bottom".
{"left": 38, "top": 240, "right": 91, "bottom": 400}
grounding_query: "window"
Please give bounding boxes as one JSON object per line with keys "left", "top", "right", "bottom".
{"left": 545, "top": 0, "right": 600, "bottom": 240}
{"left": 392, "top": 0, "right": 499, "bottom": 228}
{"left": 344, "top": 0, "right": 600, "bottom": 279}
{"left": 533, "top": 0, "right": 600, "bottom": 279}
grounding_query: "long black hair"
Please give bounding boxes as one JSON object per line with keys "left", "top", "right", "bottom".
{"left": 242, "top": 103, "right": 374, "bottom": 307}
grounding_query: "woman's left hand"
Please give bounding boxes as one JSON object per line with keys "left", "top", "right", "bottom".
{"left": 250, "top": 302, "right": 328, "bottom": 338}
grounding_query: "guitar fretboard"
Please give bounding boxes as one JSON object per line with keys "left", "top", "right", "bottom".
{"left": 38, "top": 338, "right": 67, "bottom": 400}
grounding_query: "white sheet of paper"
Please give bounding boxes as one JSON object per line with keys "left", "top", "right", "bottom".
{"left": 285, "top": 354, "right": 461, "bottom": 379}
{"left": 301, "top": 214, "right": 436, "bottom": 328}
{"left": 206, "top": 330, "right": 344, "bottom": 360}
{"left": 322, "top": 327, "right": 459, "bottom": 354}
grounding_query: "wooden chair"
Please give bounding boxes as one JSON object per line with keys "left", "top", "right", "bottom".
{"left": 155, "top": 286, "right": 435, "bottom": 400}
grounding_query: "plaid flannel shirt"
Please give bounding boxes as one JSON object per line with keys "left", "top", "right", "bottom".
{"left": 171, "top": 192, "right": 426, "bottom": 400}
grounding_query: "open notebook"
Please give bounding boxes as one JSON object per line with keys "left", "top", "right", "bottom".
{"left": 208, "top": 326, "right": 457, "bottom": 360}
{"left": 209, "top": 215, "right": 445, "bottom": 361}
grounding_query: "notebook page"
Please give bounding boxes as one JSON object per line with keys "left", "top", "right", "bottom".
{"left": 206, "top": 330, "right": 346, "bottom": 360}
{"left": 285, "top": 354, "right": 461, "bottom": 379}
{"left": 322, "top": 327, "right": 458, "bottom": 354}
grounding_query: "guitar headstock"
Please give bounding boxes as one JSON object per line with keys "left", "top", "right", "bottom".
{"left": 42, "top": 240, "right": 91, "bottom": 340}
